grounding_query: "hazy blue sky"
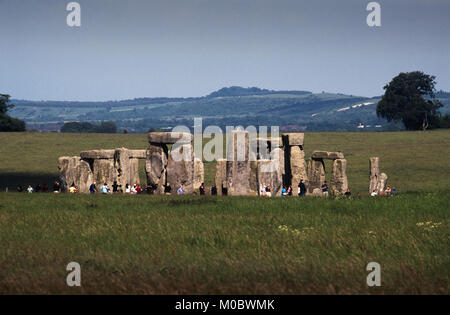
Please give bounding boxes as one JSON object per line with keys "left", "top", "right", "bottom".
{"left": 0, "top": 0, "right": 449, "bottom": 101}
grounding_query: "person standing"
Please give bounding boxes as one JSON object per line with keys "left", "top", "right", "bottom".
{"left": 164, "top": 183, "right": 172, "bottom": 195}
{"left": 89, "top": 181, "right": 97, "bottom": 194}
{"left": 112, "top": 181, "right": 119, "bottom": 194}
{"left": 100, "top": 183, "right": 110, "bottom": 194}
{"left": 321, "top": 181, "right": 329, "bottom": 197}
{"left": 298, "top": 180, "right": 307, "bottom": 197}
{"left": 27, "top": 185, "right": 34, "bottom": 194}
{"left": 199, "top": 183, "right": 205, "bottom": 195}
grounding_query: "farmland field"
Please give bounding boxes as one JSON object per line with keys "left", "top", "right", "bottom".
{"left": 0, "top": 130, "right": 449, "bottom": 294}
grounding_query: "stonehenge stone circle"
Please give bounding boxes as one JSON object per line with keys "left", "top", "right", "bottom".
{"left": 58, "top": 131, "right": 364, "bottom": 197}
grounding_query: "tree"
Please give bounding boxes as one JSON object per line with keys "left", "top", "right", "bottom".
{"left": 377, "top": 72, "right": 443, "bottom": 130}
{"left": 60, "top": 121, "right": 117, "bottom": 133}
{"left": 0, "top": 94, "right": 26, "bottom": 132}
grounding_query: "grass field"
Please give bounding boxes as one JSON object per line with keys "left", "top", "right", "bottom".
{"left": 0, "top": 192, "right": 448, "bottom": 294}
{"left": 0, "top": 130, "right": 449, "bottom": 294}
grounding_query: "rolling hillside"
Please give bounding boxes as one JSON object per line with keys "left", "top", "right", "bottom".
{"left": 9, "top": 87, "right": 450, "bottom": 133}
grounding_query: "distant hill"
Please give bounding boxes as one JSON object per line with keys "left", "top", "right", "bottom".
{"left": 9, "top": 87, "right": 450, "bottom": 133}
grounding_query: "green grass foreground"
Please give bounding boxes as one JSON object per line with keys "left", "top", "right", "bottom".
{"left": 0, "top": 192, "right": 448, "bottom": 294}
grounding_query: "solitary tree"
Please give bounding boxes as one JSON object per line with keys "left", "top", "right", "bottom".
{"left": 377, "top": 72, "right": 443, "bottom": 130}
{"left": 0, "top": 94, "right": 26, "bottom": 132}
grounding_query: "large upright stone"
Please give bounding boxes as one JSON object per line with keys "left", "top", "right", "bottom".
{"left": 148, "top": 132, "right": 193, "bottom": 144}
{"left": 369, "top": 157, "right": 388, "bottom": 194}
{"left": 193, "top": 158, "right": 204, "bottom": 194}
{"left": 369, "top": 157, "right": 379, "bottom": 193}
{"left": 226, "top": 130, "right": 251, "bottom": 196}
{"left": 129, "top": 158, "right": 141, "bottom": 186}
{"left": 93, "top": 159, "right": 116, "bottom": 187}
{"left": 167, "top": 143, "right": 194, "bottom": 194}
{"left": 145, "top": 144, "right": 168, "bottom": 194}
{"left": 58, "top": 156, "right": 93, "bottom": 193}
{"left": 257, "top": 147, "right": 284, "bottom": 197}
{"left": 330, "top": 159, "right": 348, "bottom": 195}
{"left": 215, "top": 159, "right": 227, "bottom": 196}
{"left": 306, "top": 158, "right": 325, "bottom": 194}
{"left": 290, "top": 146, "right": 308, "bottom": 187}
{"left": 114, "top": 148, "right": 131, "bottom": 188}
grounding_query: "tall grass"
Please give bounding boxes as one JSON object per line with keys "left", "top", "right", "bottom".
{"left": 0, "top": 192, "right": 448, "bottom": 294}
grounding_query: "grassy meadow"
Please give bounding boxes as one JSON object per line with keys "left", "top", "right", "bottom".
{"left": 0, "top": 130, "right": 449, "bottom": 294}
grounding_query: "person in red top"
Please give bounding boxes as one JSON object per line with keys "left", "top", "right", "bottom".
{"left": 135, "top": 184, "right": 143, "bottom": 194}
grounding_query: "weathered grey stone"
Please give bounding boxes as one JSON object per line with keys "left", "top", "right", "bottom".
{"left": 215, "top": 159, "right": 227, "bottom": 196}
{"left": 80, "top": 150, "right": 115, "bottom": 160}
{"left": 58, "top": 156, "right": 93, "bottom": 193}
{"left": 128, "top": 150, "right": 147, "bottom": 159}
{"left": 129, "top": 158, "right": 141, "bottom": 186}
{"left": 145, "top": 144, "right": 168, "bottom": 194}
{"left": 369, "top": 157, "right": 379, "bottom": 193}
{"left": 93, "top": 159, "right": 116, "bottom": 187}
{"left": 251, "top": 137, "right": 283, "bottom": 159}
{"left": 369, "top": 157, "right": 388, "bottom": 194}
{"left": 312, "top": 188, "right": 323, "bottom": 197}
{"left": 148, "top": 132, "right": 193, "bottom": 144}
{"left": 193, "top": 158, "right": 204, "bottom": 193}
{"left": 377, "top": 173, "right": 388, "bottom": 193}
{"left": 167, "top": 143, "right": 194, "bottom": 194}
{"left": 290, "top": 146, "right": 308, "bottom": 188}
{"left": 282, "top": 133, "right": 304, "bottom": 146}
{"left": 311, "top": 151, "right": 344, "bottom": 160}
{"left": 306, "top": 158, "right": 325, "bottom": 194}
{"left": 257, "top": 147, "right": 284, "bottom": 197}
{"left": 113, "top": 148, "right": 131, "bottom": 188}
{"left": 250, "top": 160, "right": 259, "bottom": 195}
{"left": 226, "top": 130, "right": 251, "bottom": 196}
{"left": 330, "top": 159, "right": 348, "bottom": 195}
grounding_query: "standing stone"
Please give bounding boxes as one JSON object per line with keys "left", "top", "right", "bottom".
{"left": 93, "top": 159, "right": 116, "bottom": 188}
{"left": 257, "top": 147, "right": 284, "bottom": 197}
{"left": 146, "top": 144, "right": 168, "bottom": 194}
{"left": 167, "top": 143, "right": 194, "bottom": 194}
{"left": 58, "top": 156, "right": 93, "bottom": 193}
{"left": 114, "top": 148, "right": 131, "bottom": 188}
{"left": 215, "top": 159, "right": 227, "bottom": 196}
{"left": 250, "top": 160, "right": 259, "bottom": 195}
{"left": 330, "top": 159, "right": 348, "bottom": 195}
{"left": 226, "top": 130, "right": 251, "bottom": 196}
{"left": 193, "top": 158, "right": 204, "bottom": 194}
{"left": 129, "top": 158, "right": 141, "bottom": 186}
{"left": 369, "top": 157, "right": 379, "bottom": 193}
{"left": 306, "top": 158, "right": 325, "bottom": 194}
{"left": 376, "top": 173, "right": 388, "bottom": 194}
{"left": 290, "top": 146, "right": 308, "bottom": 189}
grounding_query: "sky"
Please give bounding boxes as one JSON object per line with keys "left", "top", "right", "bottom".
{"left": 0, "top": 0, "right": 449, "bottom": 101}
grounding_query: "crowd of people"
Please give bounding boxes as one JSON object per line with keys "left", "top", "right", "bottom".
{"left": 371, "top": 186, "right": 397, "bottom": 197}
{"left": 10, "top": 179, "right": 396, "bottom": 198}
{"left": 14, "top": 181, "right": 62, "bottom": 194}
